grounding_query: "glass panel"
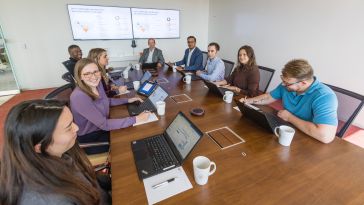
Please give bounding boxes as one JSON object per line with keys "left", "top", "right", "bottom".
{"left": 0, "top": 25, "right": 20, "bottom": 96}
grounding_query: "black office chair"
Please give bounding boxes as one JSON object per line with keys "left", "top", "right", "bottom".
{"left": 258, "top": 66, "right": 275, "bottom": 93}
{"left": 62, "top": 72, "right": 75, "bottom": 84}
{"left": 223, "top": 59, "right": 234, "bottom": 78}
{"left": 62, "top": 60, "right": 76, "bottom": 77}
{"left": 325, "top": 84, "right": 364, "bottom": 138}
{"left": 202, "top": 51, "right": 208, "bottom": 69}
{"left": 44, "top": 83, "right": 74, "bottom": 105}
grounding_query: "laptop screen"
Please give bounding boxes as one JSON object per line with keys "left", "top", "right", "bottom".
{"left": 165, "top": 113, "right": 202, "bottom": 159}
{"left": 149, "top": 86, "right": 168, "bottom": 107}
{"left": 140, "top": 71, "right": 152, "bottom": 83}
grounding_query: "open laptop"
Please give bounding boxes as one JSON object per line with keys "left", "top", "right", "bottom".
{"left": 142, "top": 62, "right": 158, "bottom": 70}
{"left": 131, "top": 111, "right": 204, "bottom": 179}
{"left": 124, "top": 70, "right": 152, "bottom": 90}
{"left": 108, "top": 66, "right": 130, "bottom": 79}
{"left": 128, "top": 85, "right": 168, "bottom": 116}
{"left": 178, "top": 70, "right": 203, "bottom": 81}
{"left": 137, "top": 80, "right": 158, "bottom": 97}
{"left": 203, "top": 80, "right": 238, "bottom": 97}
{"left": 235, "top": 99, "right": 291, "bottom": 133}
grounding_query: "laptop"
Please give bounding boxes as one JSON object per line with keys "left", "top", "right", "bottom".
{"left": 137, "top": 80, "right": 158, "bottom": 97}
{"left": 124, "top": 70, "right": 152, "bottom": 90}
{"left": 235, "top": 99, "right": 291, "bottom": 133}
{"left": 178, "top": 70, "right": 203, "bottom": 81}
{"left": 142, "top": 62, "right": 158, "bottom": 70}
{"left": 128, "top": 85, "right": 168, "bottom": 116}
{"left": 131, "top": 111, "right": 204, "bottom": 179}
{"left": 203, "top": 80, "right": 238, "bottom": 97}
{"left": 108, "top": 66, "right": 130, "bottom": 79}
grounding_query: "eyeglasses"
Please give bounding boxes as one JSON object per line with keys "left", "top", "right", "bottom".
{"left": 280, "top": 75, "right": 303, "bottom": 87}
{"left": 82, "top": 70, "right": 100, "bottom": 79}
{"left": 187, "top": 41, "right": 195, "bottom": 43}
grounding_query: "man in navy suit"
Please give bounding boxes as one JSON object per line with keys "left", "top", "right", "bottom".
{"left": 168, "top": 36, "right": 203, "bottom": 71}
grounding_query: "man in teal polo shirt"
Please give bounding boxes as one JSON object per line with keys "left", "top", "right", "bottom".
{"left": 240, "top": 59, "right": 338, "bottom": 144}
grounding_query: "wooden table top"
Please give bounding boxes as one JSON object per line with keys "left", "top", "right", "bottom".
{"left": 110, "top": 67, "right": 364, "bottom": 205}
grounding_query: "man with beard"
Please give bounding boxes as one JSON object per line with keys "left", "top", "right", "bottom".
{"left": 240, "top": 59, "right": 338, "bottom": 144}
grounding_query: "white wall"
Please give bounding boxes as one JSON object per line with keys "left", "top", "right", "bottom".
{"left": 209, "top": 0, "right": 364, "bottom": 127}
{"left": 0, "top": 0, "right": 209, "bottom": 89}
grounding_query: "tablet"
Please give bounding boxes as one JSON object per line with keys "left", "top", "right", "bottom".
{"left": 137, "top": 81, "right": 157, "bottom": 97}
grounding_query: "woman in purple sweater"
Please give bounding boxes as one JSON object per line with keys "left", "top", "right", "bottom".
{"left": 70, "top": 58, "right": 150, "bottom": 154}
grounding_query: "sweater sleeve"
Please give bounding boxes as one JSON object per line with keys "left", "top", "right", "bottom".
{"left": 240, "top": 69, "right": 260, "bottom": 97}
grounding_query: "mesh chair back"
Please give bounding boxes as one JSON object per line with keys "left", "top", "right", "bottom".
{"left": 223, "top": 59, "right": 234, "bottom": 78}
{"left": 258, "top": 66, "right": 275, "bottom": 93}
{"left": 325, "top": 84, "right": 364, "bottom": 138}
{"left": 44, "top": 83, "right": 73, "bottom": 105}
{"left": 202, "top": 51, "right": 208, "bottom": 69}
{"left": 62, "top": 60, "right": 76, "bottom": 76}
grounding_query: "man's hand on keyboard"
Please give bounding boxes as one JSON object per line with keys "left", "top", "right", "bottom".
{"left": 277, "top": 110, "right": 292, "bottom": 122}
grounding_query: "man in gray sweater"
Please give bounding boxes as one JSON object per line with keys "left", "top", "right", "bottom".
{"left": 139, "top": 38, "right": 165, "bottom": 68}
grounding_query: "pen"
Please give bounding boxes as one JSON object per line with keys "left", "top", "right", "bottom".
{"left": 152, "top": 178, "right": 176, "bottom": 189}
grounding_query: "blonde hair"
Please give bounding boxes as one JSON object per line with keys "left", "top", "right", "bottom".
{"left": 74, "top": 58, "right": 99, "bottom": 100}
{"left": 282, "top": 59, "right": 314, "bottom": 80}
{"left": 87, "top": 48, "right": 109, "bottom": 84}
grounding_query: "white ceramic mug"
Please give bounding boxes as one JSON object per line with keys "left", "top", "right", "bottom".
{"left": 172, "top": 65, "right": 177, "bottom": 72}
{"left": 156, "top": 101, "right": 166, "bottom": 116}
{"left": 183, "top": 74, "right": 192, "bottom": 84}
{"left": 133, "top": 81, "right": 140, "bottom": 90}
{"left": 193, "top": 156, "right": 216, "bottom": 185}
{"left": 274, "top": 125, "right": 295, "bottom": 146}
{"left": 223, "top": 91, "right": 234, "bottom": 103}
{"left": 123, "top": 70, "right": 129, "bottom": 79}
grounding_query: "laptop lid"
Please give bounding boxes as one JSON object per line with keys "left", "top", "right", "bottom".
{"left": 163, "top": 112, "right": 204, "bottom": 164}
{"left": 140, "top": 70, "right": 152, "bottom": 84}
{"left": 137, "top": 81, "right": 157, "bottom": 96}
{"left": 148, "top": 85, "right": 169, "bottom": 108}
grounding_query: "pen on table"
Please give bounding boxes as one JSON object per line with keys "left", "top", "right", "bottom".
{"left": 152, "top": 178, "right": 176, "bottom": 189}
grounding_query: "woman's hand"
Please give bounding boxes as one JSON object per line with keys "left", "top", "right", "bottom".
{"left": 128, "top": 97, "right": 143, "bottom": 103}
{"left": 136, "top": 111, "right": 150, "bottom": 123}
{"left": 118, "top": 86, "right": 128, "bottom": 94}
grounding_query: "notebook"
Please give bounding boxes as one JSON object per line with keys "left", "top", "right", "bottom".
{"left": 128, "top": 85, "right": 168, "bottom": 116}
{"left": 131, "top": 111, "right": 204, "bottom": 179}
{"left": 235, "top": 99, "right": 291, "bottom": 133}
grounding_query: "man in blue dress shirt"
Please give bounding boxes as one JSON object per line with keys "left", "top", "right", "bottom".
{"left": 196, "top": 42, "right": 225, "bottom": 82}
{"left": 167, "top": 36, "right": 203, "bottom": 71}
{"left": 240, "top": 59, "right": 338, "bottom": 144}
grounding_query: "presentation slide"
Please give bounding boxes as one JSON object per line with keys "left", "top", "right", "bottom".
{"left": 67, "top": 5, "right": 133, "bottom": 40}
{"left": 131, "top": 8, "right": 180, "bottom": 39}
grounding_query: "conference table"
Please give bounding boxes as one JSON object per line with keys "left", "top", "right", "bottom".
{"left": 110, "top": 67, "right": 364, "bottom": 204}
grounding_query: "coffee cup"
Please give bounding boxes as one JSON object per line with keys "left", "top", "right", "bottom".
{"left": 123, "top": 70, "right": 129, "bottom": 79}
{"left": 172, "top": 65, "right": 177, "bottom": 72}
{"left": 183, "top": 74, "right": 192, "bottom": 84}
{"left": 274, "top": 125, "right": 295, "bottom": 146}
{"left": 156, "top": 101, "right": 166, "bottom": 116}
{"left": 223, "top": 91, "right": 234, "bottom": 103}
{"left": 193, "top": 156, "right": 216, "bottom": 185}
{"left": 133, "top": 81, "right": 140, "bottom": 90}
{"left": 134, "top": 63, "right": 140, "bottom": 70}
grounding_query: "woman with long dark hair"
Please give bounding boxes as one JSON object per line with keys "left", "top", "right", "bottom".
{"left": 0, "top": 99, "right": 109, "bottom": 204}
{"left": 215, "top": 45, "right": 260, "bottom": 97}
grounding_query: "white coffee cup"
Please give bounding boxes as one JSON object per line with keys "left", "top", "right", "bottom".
{"left": 183, "top": 74, "right": 192, "bottom": 84}
{"left": 223, "top": 91, "right": 234, "bottom": 103}
{"left": 172, "top": 65, "right": 177, "bottom": 72}
{"left": 193, "top": 156, "right": 216, "bottom": 185}
{"left": 134, "top": 63, "right": 140, "bottom": 70}
{"left": 156, "top": 101, "right": 166, "bottom": 116}
{"left": 123, "top": 70, "right": 129, "bottom": 79}
{"left": 133, "top": 81, "right": 140, "bottom": 90}
{"left": 274, "top": 125, "right": 295, "bottom": 146}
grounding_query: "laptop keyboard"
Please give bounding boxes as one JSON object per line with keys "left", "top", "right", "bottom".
{"left": 265, "top": 112, "right": 285, "bottom": 128}
{"left": 145, "top": 136, "right": 176, "bottom": 171}
{"left": 135, "top": 100, "right": 155, "bottom": 113}
{"left": 124, "top": 81, "right": 133, "bottom": 89}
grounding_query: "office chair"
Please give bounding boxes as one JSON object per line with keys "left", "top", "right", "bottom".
{"left": 44, "top": 83, "right": 110, "bottom": 167}
{"left": 62, "top": 60, "right": 76, "bottom": 77}
{"left": 62, "top": 72, "right": 75, "bottom": 86}
{"left": 258, "top": 66, "right": 275, "bottom": 93}
{"left": 222, "top": 59, "right": 234, "bottom": 78}
{"left": 202, "top": 51, "right": 208, "bottom": 69}
{"left": 325, "top": 84, "right": 364, "bottom": 138}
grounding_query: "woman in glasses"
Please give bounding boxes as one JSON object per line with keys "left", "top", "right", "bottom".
{"left": 0, "top": 99, "right": 110, "bottom": 204}
{"left": 215, "top": 45, "right": 260, "bottom": 97}
{"left": 70, "top": 58, "right": 150, "bottom": 154}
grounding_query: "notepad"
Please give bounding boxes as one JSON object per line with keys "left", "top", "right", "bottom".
{"left": 133, "top": 113, "right": 158, "bottom": 126}
{"left": 143, "top": 167, "right": 192, "bottom": 205}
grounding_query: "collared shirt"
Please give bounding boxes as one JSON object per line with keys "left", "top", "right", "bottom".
{"left": 199, "top": 56, "right": 225, "bottom": 82}
{"left": 186, "top": 47, "right": 195, "bottom": 67}
{"left": 146, "top": 48, "right": 154, "bottom": 63}
{"left": 270, "top": 77, "right": 338, "bottom": 126}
